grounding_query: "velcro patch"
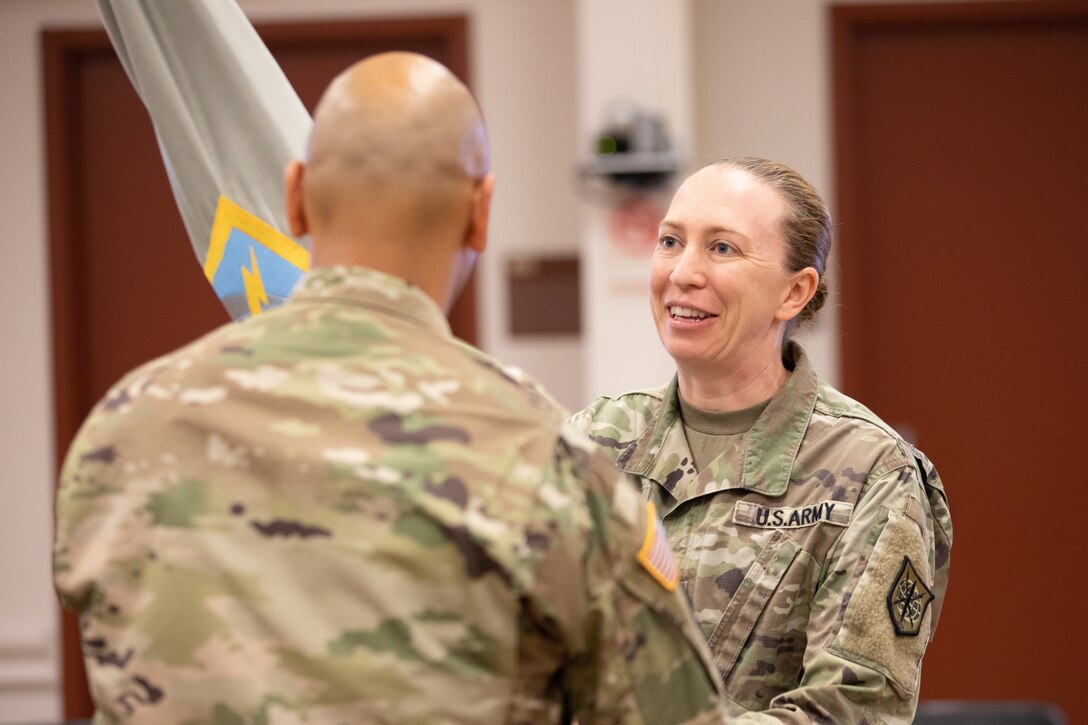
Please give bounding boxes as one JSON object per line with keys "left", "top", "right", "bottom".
{"left": 204, "top": 195, "right": 310, "bottom": 319}
{"left": 733, "top": 500, "right": 853, "bottom": 529}
{"left": 887, "top": 556, "right": 934, "bottom": 636}
{"left": 637, "top": 502, "right": 679, "bottom": 591}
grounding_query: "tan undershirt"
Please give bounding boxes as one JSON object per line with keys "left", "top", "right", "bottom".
{"left": 678, "top": 395, "right": 771, "bottom": 472}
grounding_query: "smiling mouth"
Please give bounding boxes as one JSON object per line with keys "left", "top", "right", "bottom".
{"left": 668, "top": 305, "right": 715, "bottom": 321}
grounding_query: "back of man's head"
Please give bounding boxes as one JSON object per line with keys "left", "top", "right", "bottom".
{"left": 284, "top": 52, "right": 493, "bottom": 309}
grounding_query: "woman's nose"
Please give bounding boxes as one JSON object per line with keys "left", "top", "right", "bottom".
{"left": 670, "top": 246, "right": 705, "bottom": 288}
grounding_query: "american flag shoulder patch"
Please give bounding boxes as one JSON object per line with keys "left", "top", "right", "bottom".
{"left": 637, "top": 502, "right": 680, "bottom": 591}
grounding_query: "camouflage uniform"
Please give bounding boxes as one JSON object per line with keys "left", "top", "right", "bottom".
{"left": 54, "top": 266, "right": 726, "bottom": 724}
{"left": 571, "top": 343, "right": 952, "bottom": 724}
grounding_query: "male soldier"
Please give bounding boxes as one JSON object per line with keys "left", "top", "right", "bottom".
{"left": 53, "top": 53, "right": 726, "bottom": 723}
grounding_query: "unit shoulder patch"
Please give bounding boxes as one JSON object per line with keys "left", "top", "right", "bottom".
{"left": 637, "top": 502, "right": 679, "bottom": 591}
{"left": 886, "top": 555, "right": 934, "bottom": 636}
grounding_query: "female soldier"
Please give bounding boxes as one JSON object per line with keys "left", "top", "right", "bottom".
{"left": 572, "top": 157, "right": 952, "bottom": 723}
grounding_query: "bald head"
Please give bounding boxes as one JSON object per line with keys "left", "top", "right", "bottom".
{"left": 284, "top": 52, "right": 494, "bottom": 309}
{"left": 302, "top": 52, "right": 489, "bottom": 235}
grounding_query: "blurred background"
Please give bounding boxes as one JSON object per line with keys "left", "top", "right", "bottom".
{"left": 2, "top": 0, "right": 1085, "bottom": 721}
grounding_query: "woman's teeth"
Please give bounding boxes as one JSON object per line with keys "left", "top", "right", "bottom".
{"left": 670, "top": 306, "right": 710, "bottom": 319}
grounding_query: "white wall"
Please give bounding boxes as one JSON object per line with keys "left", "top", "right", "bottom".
{"left": 577, "top": 0, "right": 693, "bottom": 400}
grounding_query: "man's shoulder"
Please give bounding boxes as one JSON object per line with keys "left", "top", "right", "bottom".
{"left": 87, "top": 318, "right": 238, "bottom": 417}
{"left": 450, "top": 340, "right": 569, "bottom": 420}
{"left": 569, "top": 385, "right": 667, "bottom": 438}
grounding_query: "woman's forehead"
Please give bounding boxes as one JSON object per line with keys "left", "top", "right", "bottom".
{"left": 664, "top": 165, "right": 787, "bottom": 237}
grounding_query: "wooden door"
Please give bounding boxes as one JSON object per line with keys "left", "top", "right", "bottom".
{"left": 44, "top": 16, "right": 470, "bottom": 717}
{"left": 833, "top": 2, "right": 1088, "bottom": 719}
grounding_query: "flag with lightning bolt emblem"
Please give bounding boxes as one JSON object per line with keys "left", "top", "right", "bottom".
{"left": 204, "top": 195, "right": 310, "bottom": 319}
{"left": 94, "top": 0, "right": 313, "bottom": 320}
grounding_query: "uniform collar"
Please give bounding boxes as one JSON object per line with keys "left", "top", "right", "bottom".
{"left": 291, "top": 265, "right": 452, "bottom": 338}
{"left": 619, "top": 342, "right": 819, "bottom": 499}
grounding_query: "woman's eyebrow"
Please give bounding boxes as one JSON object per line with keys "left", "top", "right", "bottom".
{"left": 659, "top": 220, "right": 748, "bottom": 240}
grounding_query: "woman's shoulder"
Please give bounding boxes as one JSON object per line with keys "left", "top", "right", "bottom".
{"left": 813, "top": 379, "right": 906, "bottom": 442}
{"left": 809, "top": 375, "right": 952, "bottom": 554}
{"left": 789, "top": 343, "right": 911, "bottom": 454}
{"left": 806, "top": 378, "right": 925, "bottom": 473}
{"left": 808, "top": 377, "right": 947, "bottom": 501}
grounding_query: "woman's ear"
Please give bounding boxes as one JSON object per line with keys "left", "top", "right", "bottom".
{"left": 283, "top": 160, "right": 309, "bottom": 238}
{"left": 775, "top": 267, "right": 819, "bottom": 322}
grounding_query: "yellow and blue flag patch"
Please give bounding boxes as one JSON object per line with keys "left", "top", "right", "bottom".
{"left": 203, "top": 195, "right": 310, "bottom": 319}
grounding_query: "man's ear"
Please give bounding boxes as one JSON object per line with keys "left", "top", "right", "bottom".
{"left": 284, "top": 160, "right": 309, "bottom": 238}
{"left": 774, "top": 267, "right": 819, "bottom": 322}
{"left": 465, "top": 173, "right": 495, "bottom": 254}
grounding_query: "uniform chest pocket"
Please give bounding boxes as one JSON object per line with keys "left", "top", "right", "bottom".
{"left": 702, "top": 530, "right": 801, "bottom": 681}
